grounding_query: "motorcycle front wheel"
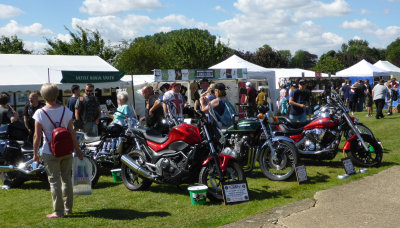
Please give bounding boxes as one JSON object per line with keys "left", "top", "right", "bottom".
{"left": 259, "top": 140, "right": 298, "bottom": 181}
{"left": 199, "top": 160, "right": 245, "bottom": 201}
{"left": 345, "top": 123, "right": 375, "bottom": 140}
{"left": 121, "top": 150, "right": 152, "bottom": 191}
{"left": 346, "top": 134, "right": 382, "bottom": 167}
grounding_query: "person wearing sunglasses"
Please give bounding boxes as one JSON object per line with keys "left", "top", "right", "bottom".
{"left": 74, "top": 83, "right": 101, "bottom": 136}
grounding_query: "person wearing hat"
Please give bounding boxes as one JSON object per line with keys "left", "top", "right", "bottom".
{"left": 163, "top": 83, "right": 185, "bottom": 119}
{"left": 348, "top": 85, "right": 357, "bottom": 115}
{"left": 288, "top": 79, "right": 309, "bottom": 122}
{"left": 372, "top": 79, "right": 389, "bottom": 119}
{"left": 244, "top": 81, "right": 257, "bottom": 117}
{"left": 194, "top": 78, "right": 210, "bottom": 111}
{"left": 200, "top": 83, "right": 236, "bottom": 127}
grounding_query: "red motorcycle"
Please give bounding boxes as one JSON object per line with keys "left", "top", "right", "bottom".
{"left": 120, "top": 105, "right": 245, "bottom": 201}
{"left": 274, "top": 91, "right": 382, "bottom": 167}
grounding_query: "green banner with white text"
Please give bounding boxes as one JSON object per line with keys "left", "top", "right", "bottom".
{"left": 61, "top": 71, "right": 125, "bottom": 83}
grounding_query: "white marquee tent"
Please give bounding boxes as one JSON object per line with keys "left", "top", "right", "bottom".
{"left": 209, "top": 55, "right": 278, "bottom": 111}
{"left": 267, "top": 68, "right": 331, "bottom": 88}
{"left": 0, "top": 54, "right": 125, "bottom": 92}
{"left": 373, "top": 60, "right": 400, "bottom": 77}
{"left": 336, "top": 59, "right": 391, "bottom": 84}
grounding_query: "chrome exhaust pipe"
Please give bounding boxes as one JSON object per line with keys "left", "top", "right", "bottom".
{"left": 0, "top": 159, "right": 44, "bottom": 175}
{"left": 120, "top": 154, "right": 158, "bottom": 182}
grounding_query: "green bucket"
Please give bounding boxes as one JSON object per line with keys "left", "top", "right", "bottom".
{"left": 111, "top": 168, "right": 122, "bottom": 183}
{"left": 187, "top": 185, "right": 208, "bottom": 205}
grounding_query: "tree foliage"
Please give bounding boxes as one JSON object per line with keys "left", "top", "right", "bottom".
{"left": 0, "top": 35, "right": 31, "bottom": 54}
{"left": 114, "top": 29, "right": 231, "bottom": 74}
{"left": 45, "top": 26, "right": 116, "bottom": 63}
{"left": 252, "top": 45, "right": 290, "bottom": 68}
{"left": 290, "top": 50, "right": 317, "bottom": 69}
{"left": 311, "top": 56, "right": 344, "bottom": 74}
{"left": 386, "top": 38, "right": 400, "bottom": 67}
{"left": 335, "top": 39, "right": 384, "bottom": 67}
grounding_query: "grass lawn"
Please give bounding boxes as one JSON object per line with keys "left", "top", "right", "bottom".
{"left": 1, "top": 111, "right": 399, "bottom": 228}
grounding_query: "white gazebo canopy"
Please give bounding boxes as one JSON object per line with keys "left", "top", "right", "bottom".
{"left": 209, "top": 54, "right": 277, "bottom": 111}
{"left": 373, "top": 60, "right": 400, "bottom": 77}
{"left": 0, "top": 54, "right": 122, "bottom": 92}
{"left": 336, "top": 59, "right": 391, "bottom": 77}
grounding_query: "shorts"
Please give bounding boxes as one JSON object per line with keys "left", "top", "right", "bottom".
{"left": 366, "top": 96, "right": 373, "bottom": 107}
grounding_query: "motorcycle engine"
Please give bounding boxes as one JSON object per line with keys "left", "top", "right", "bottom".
{"left": 155, "top": 157, "right": 180, "bottom": 177}
{"left": 95, "top": 137, "right": 122, "bottom": 162}
{"left": 304, "top": 129, "right": 339, "bottom": 150}
{"left": 222, "top": 134, "right": 249, "bottom": 163}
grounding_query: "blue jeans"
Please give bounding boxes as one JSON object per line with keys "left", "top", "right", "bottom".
{"left": 289, "top": 113, "right": 307, "bottom": 122}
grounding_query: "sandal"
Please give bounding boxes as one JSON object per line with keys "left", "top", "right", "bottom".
{"left": 46, "top": 213, "right": 63, "bottom": 218}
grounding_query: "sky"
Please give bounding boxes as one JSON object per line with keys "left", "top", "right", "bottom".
{"left": 1, "top": 0, "right": 400, "bottom": 57}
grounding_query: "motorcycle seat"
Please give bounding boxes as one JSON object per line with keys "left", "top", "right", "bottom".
{"left": 137, "top": 128, "right": 168, "bottom": 144}
{"left": 278, "top": 117, "right": 310, "bottom": 129}
{"left": 278, "top": 124, "right": 303, "bottom": 135}
{"left": 84, "top": 135, "right": 101, "bottom": 143}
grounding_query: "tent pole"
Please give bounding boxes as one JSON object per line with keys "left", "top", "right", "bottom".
{"left": 131, "top": 75, "right": 135, "bottom": 109}
{"left": 47, "top": 68, "right": 50, "bottom": 83}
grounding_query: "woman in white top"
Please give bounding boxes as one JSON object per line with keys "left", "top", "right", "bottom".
{"left": 33, "top": 83, "right": 83, "bottom": 218}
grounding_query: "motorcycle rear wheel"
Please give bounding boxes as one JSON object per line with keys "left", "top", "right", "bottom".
{"left": 346, "top": 134, "right": 382, "bottom": 167}
{"left": 259, "top": 140, "right": 298, "bottom": 181}
{"left": 85, "top": 156, "right": 100, "bottom": 187}
{"left": 199, "top": 160, "right": 245, "bottom": 201}
{"left": 0, "top": 161, "right": 25, "bottom": 188}
{"left": 121, "top": 150, "right": 152, "bottom": 191}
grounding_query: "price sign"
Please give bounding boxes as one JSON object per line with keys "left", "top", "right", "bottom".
{"left": 294, "top": 164, "right": 308, "bottom": 184}
{"left": 342, "top": 158, "right": 356, "bottom": 175}
{"left": 222, "top": 180, "right": 250, "bottom": 205}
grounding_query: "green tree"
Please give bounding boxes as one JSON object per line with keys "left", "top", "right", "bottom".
{"left": 386, "top": 38, "right": 400, "bottom": 67}
{"left": 336, "top": 39, "right": 384, "bottom": 67}
{"left": 114, "top": 29, "right": 231, "bottom": 74}
{"left": 252, "top": 45, "right": 289, "bottom": 68}
{"left": 45, "top": 26, "right": 116, "bottom": 63}
{"left": 278, "top": 50, "right": 292, "bottom": 66}
{"left": 311, "top": 56, "right": 344, "bottom": 74}
{"left": 0, "top": 35, "right": 31, "bottom": 54}
{"left": 290, "top": 50, "right": 317, "bottom": 69}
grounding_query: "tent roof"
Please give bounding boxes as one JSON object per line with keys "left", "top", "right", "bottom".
{"left": 121, "top": 75, "right": 154, "bottom": 85}
{"left": 268, "top": 68, "right": 330, "bottom": 78}
{"left": 0, "top": 54, "right": 119, "bottom": 89}
{"left": 373, "top": 60, "right": 400, "bottom": 76}
{"left": 209, "top": 54, "right": 274, "bottom": 74}
{"left": 336, "top": 59, "right": 391, "bottom": 77}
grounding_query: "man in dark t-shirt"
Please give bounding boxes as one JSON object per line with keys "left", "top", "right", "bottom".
{"left": 342, "top": 80, "right": 351, "bottom": 106}
{"left": 142, "top": 85, "right": 163, "bottom": 128}
{"left": 194, "top": 79, "right": 209, "bottom": 111}
{"left": 289, "top": 80, "right": 309, "bottom": 122}
{"left": 245, "top": 82, "right": 257, "bottom": 117}
{"left": 75, "top": 83, "right": 101, "bottom": 136}
{"left": 364, "top": 79, "right": 373, "bottom": 117}
{"left": 23, "top": 92, "right": 44, "bottom": 143}
{"left": 355, "top": 80, "right": 365, "bottom": 112}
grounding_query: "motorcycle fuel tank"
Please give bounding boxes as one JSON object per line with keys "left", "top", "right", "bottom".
{"left": 226, "top": 118, "right": 260, "bottom": 134}
{"left": 147, "top": 123, "right": 201, "bottom": 152}
{"left": 303, "top": 117, "right": 337, "bottom": 130}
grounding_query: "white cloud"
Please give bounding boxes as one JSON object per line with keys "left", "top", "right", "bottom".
{"left": 341, "top": 19, "right": 375, "bottom": 30}
{"left": 215, "top": 5, "right": 227, "bottom": 14}
{"left": 294, "top": 0, "right": 352, "bottom": 19}
{"left": 383, "top": 8, "right": 391, "bottom": 14}
{"left": 0, "top": 4, "right": 23, "bottom": 19}
{"left": 360, "top": 9, "right": 369, "bottom": 15}
{"left": 0, "top": 20, "right": 53, "bottom": 37}
{"left": 71, "top": 14, "right": 209, "bottom": 41}
{"left": 24, "top": 41, "right": 49, "bottom": 53}
{"left": 372, "top": 26, "right": 400, "bottom": 40}
{"left": 353, "top": 35, "right": 362, "bottom": 40}
{"left": 56, "top": 34, "right": 73, "bottom": 42}
{"left": 80, "top": 0, "right": 162, "bottom": 16}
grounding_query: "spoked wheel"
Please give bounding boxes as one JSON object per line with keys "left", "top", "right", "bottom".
{"left": 345, "top": 123, "right": 375, "bottom": 140}
{"left": 346, "top": 134, "right": 382, "bottom": 167}
{"left": 121, "top": 150, "right": 152, "bottom": 191}
{"left": 85, "top": 156, "right": 100, "bottom": 187}
{"left": 259, "top": 140, "right": 298, "bottom": 181}
{"left": 199, "top": 160, "right": 245, "bottom": 201}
